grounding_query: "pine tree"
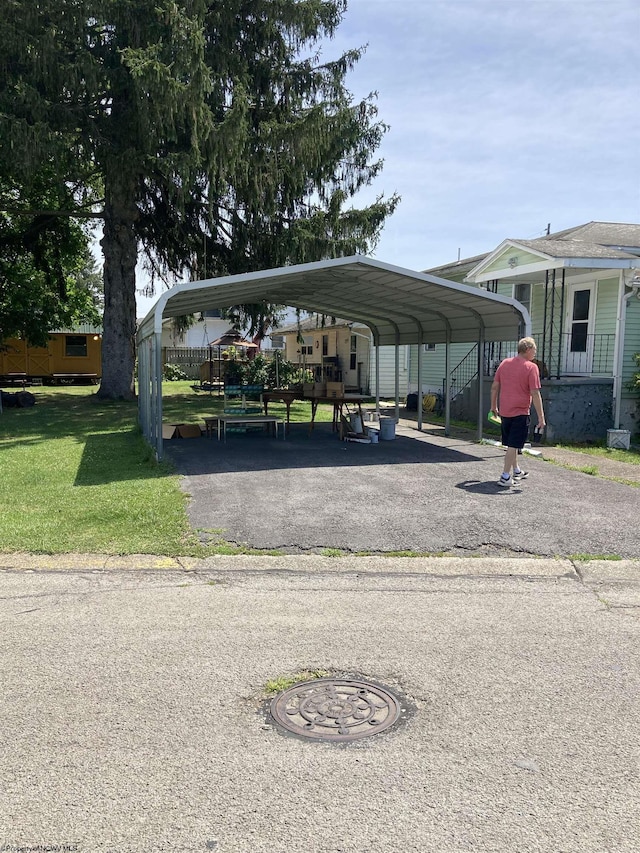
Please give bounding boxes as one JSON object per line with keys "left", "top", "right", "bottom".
{"left": 0, "top": 1, "right": 398, "bottom": 399}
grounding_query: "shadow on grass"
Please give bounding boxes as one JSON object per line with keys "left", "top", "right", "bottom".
{"left": 0, "top": 391, "right": 138, "bottom": 443}
{"left": 73, "top": 431, "right": 174, "bottom": 486}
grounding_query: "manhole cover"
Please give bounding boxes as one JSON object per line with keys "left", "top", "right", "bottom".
{"left": 269, "top": 677, "right": 402, "bottom": 742}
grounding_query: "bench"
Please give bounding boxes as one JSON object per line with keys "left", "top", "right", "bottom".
{"left": 52, "top": 373, "right": 99, "bottom": 385}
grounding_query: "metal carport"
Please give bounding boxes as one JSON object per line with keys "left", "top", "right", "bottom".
{"left": 136, "top": 255, "right": 530, "bottom": 459}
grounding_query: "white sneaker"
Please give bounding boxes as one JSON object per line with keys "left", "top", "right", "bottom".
{"left": 513, "top": 469, "right": 529, "bottom": 480}
{"left": 497, "top": 475, "right": 512, "bottom": 487}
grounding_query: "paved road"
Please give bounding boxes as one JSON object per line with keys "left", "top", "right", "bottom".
{"left": 165, "top": 424, "right": 640, "bottom": 558}
{"left": 1, "top": 555, "right": 639, "bottom": 853}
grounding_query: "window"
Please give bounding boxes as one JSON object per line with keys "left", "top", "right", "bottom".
{"left": 300, "top": 336, "right": 313, "bottom": 356}
{"left": 514, "top": 283, "right": 531, "bottom": 338}
{"left": 350, "top": 335, "right": 357, "bottom": 370}
{"left": 65, "top": 335, "right": 87, "bottom": 357}
{"left": 322, "top": 334, "right": 328, "bottom": 356}
{"left": 423, "top": 343, "right": 436, "bottom": 352}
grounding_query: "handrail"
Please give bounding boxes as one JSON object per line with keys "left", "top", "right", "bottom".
{"left": 444, "top": 332, "right": 615, "bottom": 403}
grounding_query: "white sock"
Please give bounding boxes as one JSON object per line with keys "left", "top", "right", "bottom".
{"left": 501, "top": 472, "right": 511, "bottom": 480}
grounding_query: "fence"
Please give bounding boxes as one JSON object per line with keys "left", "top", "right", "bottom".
{"left": 163, "top": 348, "right": 213, "bottom": 379}
{"left": 163, "top": 346, "right": 281, "bottom": 380}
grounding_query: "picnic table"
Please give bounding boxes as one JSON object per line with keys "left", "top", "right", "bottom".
{"left": 309, "top": 394, "right": 367, "bottom": 433}
{"left": 263, "top": 389, "right": 367, "bottom": 435}
{"left": 262, "top": 390, "right": 299, "bottom": 431}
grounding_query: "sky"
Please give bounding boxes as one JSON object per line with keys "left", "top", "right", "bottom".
{"left": 135, "top": 0, "right": 640, "bottom": 317}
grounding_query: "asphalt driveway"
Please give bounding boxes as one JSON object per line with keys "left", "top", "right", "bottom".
{"left": 164, "top": 423, "right": 640, "bottom": 558}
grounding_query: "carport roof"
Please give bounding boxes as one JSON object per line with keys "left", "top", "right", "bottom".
{"left": 137, "top": 255, "right": 528, "bottom": 346}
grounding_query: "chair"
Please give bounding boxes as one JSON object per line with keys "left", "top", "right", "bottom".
{"left": 223, "top": 385, "right": 264, "bottom": 433}
{"left": 223, "top": 384, "right": 264, "bottom": 414}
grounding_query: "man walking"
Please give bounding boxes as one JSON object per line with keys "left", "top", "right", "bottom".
{"left": 490, "top": 337, "right": 546, "bottom": 487}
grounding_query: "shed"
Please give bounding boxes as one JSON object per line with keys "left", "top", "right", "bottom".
{"left": 137, "top": 255, "right": 529, "bottom": 458}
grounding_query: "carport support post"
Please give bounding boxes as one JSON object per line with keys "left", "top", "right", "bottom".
{"left": 417, "top": 331, "right": 423, "bottom": 431}
{"left": 444, "top": 337, "right": 451, "bottom": 436}
{"left": 154, "top": 331, "right": 163, "bottom": 460}
{"left": 394, "top": 337, "right": 400, "bottom": 421}
{"left": 476, "top": 329, "right": 485, "bottom": 441}
{"left": 374, "top": 341, "right": 380, "bottom": 414}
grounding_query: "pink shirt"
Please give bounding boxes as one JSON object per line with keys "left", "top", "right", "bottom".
{"left": 494, "top": 356, "right": 541, "bottom": 417}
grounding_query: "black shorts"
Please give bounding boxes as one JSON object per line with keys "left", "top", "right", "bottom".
{"left": 501, "top": 414, "right": 529, "bottom": 449}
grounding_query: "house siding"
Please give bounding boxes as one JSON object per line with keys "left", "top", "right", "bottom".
{"left": 593, "top": 277, "right": 618, "bottom": 375}
{"left": 530, "top": 284, "right": 547, "bottom": 340}
{"left": 370, "top": 347, "right": 410, "bottom": 398}
{"left": 408, "top": 343, "right": 476, "bottom": 395}
{"left": 595, "top": 278, "right": 618, "bottom": 337}
{"left": 482, "top": 248, "right": 544, "bottom": 276}
{"left": 623, "top": 296, "right": 640, "bottom": 389}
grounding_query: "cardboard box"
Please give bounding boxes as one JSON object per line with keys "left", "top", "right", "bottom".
{"left": 162, "top": 423, "right": 202, "bottom": 439}
{"left": 303, "top": 382, "right": 326, "bottom": 398}
{"left": 177, "top": 424, "right": 203, "bottom": 438}
{"left": 162, "top": 423, "right": 182, "bottom": 439}
{"left": 326, "top": 381, "right": 344, "bottom": 398}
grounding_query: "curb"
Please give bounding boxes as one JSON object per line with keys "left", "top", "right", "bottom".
{"left": 1, "top": 552, "right": 639, "bottom": 582}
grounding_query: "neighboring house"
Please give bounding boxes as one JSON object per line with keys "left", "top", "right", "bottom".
{"left": 411, "top": 222, "right": 640, "bottom": 441}
{"left": 278, "top": 315, "right": 410, "bottom": 397}
{"left": 160, "top": 309, "right": 229, "bottom": 349}
{"left": 0, "top": 326, "right": 102, "bottom": 384}
{"left": 158, "top": 309, "right": 289, "bottom": 379}
{"left": 158, "top": 310, "right": 231, "bottom": 379}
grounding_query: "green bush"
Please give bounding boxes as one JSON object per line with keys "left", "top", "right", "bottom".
{"left": 265, "top": 356, "right": 304, "bottom": 388}
{"left": 245, "top": 354, "right": 270, "bottom": 386}
{"left": 163, "top": 363, "right": 188, "bottom": 381}
{"left": 630, "top": 353, "right": 640, "bottom": 393}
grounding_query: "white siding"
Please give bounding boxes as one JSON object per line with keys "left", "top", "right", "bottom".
{"left": 369, "top": 346, "right": 410, "bottom": 398}
{"left": 408, "top": 342, "right": 475, "bottom": 394}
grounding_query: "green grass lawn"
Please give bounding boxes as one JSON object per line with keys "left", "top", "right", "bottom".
{"left": 551, "top": 442, "right": 640, "bottom": 465}
{"left": 163, "top": 380, "right": 335, "bottom": 427}
{"left": 423, "top": 412, "right": 640, "bottom": 465}
{"left": 0, "top": 382, "right": 334, "bottom": 556}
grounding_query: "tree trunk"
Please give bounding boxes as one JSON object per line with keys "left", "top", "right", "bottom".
{"left": 97, "top": 177, "right": 138, "bottom": 401}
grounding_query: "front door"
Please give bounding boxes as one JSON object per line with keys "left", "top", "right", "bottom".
{"left": 564, "top": 284, "right": 594, "bottom": 374}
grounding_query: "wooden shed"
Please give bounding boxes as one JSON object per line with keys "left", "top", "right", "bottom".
{"left": 0, "top": 327, "right": 102, "bottom": 384}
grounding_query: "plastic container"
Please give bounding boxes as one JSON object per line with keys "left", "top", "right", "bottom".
{"left": 607, "top": 429, "right": 631, "bottom": 450}
{"left": 366, "top": 427, "right": 379, "bottom": 443}
{"left": 350, "top": 414, "right": 363, "bottom": 434}
{"left": 379, "top": 417, "right": 396, "bottom": 440}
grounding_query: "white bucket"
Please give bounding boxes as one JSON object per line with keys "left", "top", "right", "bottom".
{"left": 379, "top": 417, "right": 396, "bottom": 440}
{"left": 350, "top": 414, "right": 363, "bottom": 434}
{"left": 366, "top": 427, "right": 379, "bottom": 443}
